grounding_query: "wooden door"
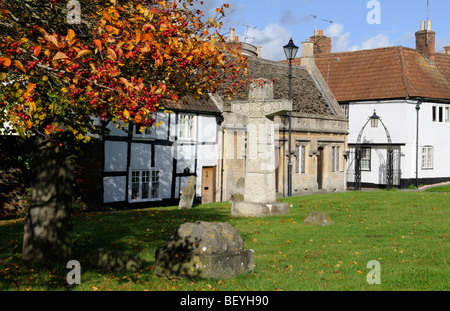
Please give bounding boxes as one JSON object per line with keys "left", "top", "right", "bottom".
{"left": 317, "top": 147, "right": 324, "bottom": 189}
{"left": 201, "top": 166, "right": 215, "bottom": 204}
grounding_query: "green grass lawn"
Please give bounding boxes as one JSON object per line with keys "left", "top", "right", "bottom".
{"left": 0, "top": 190, "right": 448, "bottom": 291}
{"left": 425, "top": 185, "right": 450, "bottom": 192}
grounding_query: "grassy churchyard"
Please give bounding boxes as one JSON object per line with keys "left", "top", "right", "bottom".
{"left": 0, "top": 189, "right": 448, "bottom": 291}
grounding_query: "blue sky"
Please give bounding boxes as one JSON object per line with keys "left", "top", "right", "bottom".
{"left": 200, "top": 0, "right": 450, "bottom": 61}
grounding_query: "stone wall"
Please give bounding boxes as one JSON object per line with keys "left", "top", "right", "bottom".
{"left": 219, "top": 111, "right": 348, "bottom": 201}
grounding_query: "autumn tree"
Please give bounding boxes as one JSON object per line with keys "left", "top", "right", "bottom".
{"left": 0, "top": 0, "right": 247, "bottom": 263}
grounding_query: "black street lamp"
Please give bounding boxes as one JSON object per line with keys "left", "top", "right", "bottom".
{"left": 370, "top": 110, "right": 380, "bottom": 128}
{"left": 355, "top": 110, "right": 394, "bottom": 191}
{"left": 283, "top": 38, "right": 299, "bottom": 197}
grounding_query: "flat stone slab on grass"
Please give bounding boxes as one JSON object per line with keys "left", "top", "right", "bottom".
{"left": 154, "top": 221, "right": 254, "bottom": 279}
{"left": 231, "top": 201, "right": 289, "bottom": 217}
{"left": 304, "top": 211, "right": 334, "bottom": 226}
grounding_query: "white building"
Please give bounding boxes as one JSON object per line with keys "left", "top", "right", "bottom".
{"left": 299, "top": 21, "right": 450, "bottom": 188}
{"left": 101, "top": 98, "right": 221, "bottom": 207}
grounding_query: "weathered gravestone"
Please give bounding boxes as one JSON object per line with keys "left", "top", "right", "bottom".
{"left": 304, "top": 211, "right": 334, "bottom": 226}
{"left": 230, "top": 78, "right": 292, "bottom": 217}
{"left": 178, "top": 176, "right": 197, "bottom": 210}
{"left": 229, "top": 177, "right": 245, "bottom": 203}
{"left": 154, "top": 221, "right": 254, "bottom": 279}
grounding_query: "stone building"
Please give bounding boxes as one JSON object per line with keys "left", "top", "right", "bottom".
{"left": 212, "top": 39, "right": 348, "bottom": 201}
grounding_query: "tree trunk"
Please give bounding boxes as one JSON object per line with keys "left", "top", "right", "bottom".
{"left": 22, "top": 124, "right": 76, "bottom": 264}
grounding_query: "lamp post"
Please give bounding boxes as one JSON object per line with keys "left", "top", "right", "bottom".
{"left": 283, "top": 37, "right": 299, "bottom": 197}
{"left": 415, "top": 99, "right": 422, "bottom": 189}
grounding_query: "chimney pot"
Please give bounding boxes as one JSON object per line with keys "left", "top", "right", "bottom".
{"left": 420, "top": 21, "right": 425, "bottom": 31}
{"left": 230, "top": 28, "right": 235, "bottom": 41}
{"left": 427, "top": 20, "right": 432, "bottom": 31}
{"left": 444, "top": 46, "right": 450, "bottom": 54}
{"left": 319, "top": 30, "right": 323, "bottom": 35}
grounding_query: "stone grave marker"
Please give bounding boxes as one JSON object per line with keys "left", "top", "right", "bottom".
{"left": 178, "top": 176, "right": 196, "bottom": 210}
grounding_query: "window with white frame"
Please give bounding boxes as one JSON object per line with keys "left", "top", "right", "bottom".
{"left": 361, "top": 148, "right": 371, "bottom": 171}
{"left": 178, "top": 114, "right": 195, "bottom": 140}
{"left": 432, "top": 106, "right": 449, "bottom": 123}
{"left": 130, "top": 169, "right": 160, "bottom": 201}
{"left": 421, "top": 146, "right": 434, "bottom": 169}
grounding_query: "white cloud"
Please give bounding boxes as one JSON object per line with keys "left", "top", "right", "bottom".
{"left": 360, "top": 33, "right": 392, "bottom": 50}
{"left": 324, "top": 23, "right": 392, "bottom": 52}
{"left": 246, "top": 23, "right": 292, "bottom": 61}
{"left": 324, "top": 23, "right": 355, "bottom": 52}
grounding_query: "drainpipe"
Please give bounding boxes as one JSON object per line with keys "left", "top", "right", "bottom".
{"left": 415, "top": 98, "right": 423, "bottom": 188}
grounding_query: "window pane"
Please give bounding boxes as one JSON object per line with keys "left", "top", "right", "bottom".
{"left": 361, "top": 148, "right": 371, "bottom": 170}
{"left": 295, "top": 146, "right": 299, "bottom": 174}
{"left": 427, "top": 148, "right": 433, "bottom": 168}
{"left": 179, "top": 115, "right": 186, "bottom": 138}
{"left": 439, "top": 107, "right": 443, "bottom": 122}
{"left": 301, "top": 146, "right": 306, "bottom": 173}
{"left": 432, "top": 106, "right": 437, "bottom": 122}
{"left": 131, "top": 171, "right": 140, "bottom": 199}
{"left": 331, "top": 147, "right": 335, "bottom": 172}
{"left": 188, "top": 116, "right": 194, "bottom": 138}
{"left": 141, "top": 171, "right": 150, "bottom": 199}
{"left": 336, "top": 146, "right": 340, "bottom": 171}
{"left": 151, "top": 171, "right": 160, "bottom": 198}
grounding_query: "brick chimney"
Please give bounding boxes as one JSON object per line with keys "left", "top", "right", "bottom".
{"left": 416, "top": 20, "right": 435, "bottom": 61}
{"left": 310, "top": 30, "right": 332, "bottom": 55}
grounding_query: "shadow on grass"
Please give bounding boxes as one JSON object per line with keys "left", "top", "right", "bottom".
{"left": 0, "top": 202, "right": 237, "bottom": 290}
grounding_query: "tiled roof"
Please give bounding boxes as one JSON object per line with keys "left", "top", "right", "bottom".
{"left": 296, "top": 46, "right": 450, "bottom": 102}
{"left": 220, "top": 55, "right": 335, "bottom": 117}
{"left": 163, "top": 54, "right": 340, "bottom": 117}
{"left": 162, "top": 95, "right": 221, "bottom": 114}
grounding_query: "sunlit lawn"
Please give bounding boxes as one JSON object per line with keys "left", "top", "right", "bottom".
{"left": 0, "top": 190, "right": 448, "bottom": 291}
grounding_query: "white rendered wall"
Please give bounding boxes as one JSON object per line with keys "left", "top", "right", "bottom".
{"left": 348, "top": 100, "right": 450, "bottom": 185}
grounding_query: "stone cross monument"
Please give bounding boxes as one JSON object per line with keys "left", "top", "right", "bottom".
{"left": 230, "top": 78, "right": 292, "bottom": 217}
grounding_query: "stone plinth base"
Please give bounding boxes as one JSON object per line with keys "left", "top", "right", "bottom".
{"left": 154, "top": 222, "right": 254, "bottom": 279}
{"left": 231, "top": 202, "right": 289, "bottom": 217}
{"left": 154, "top": 249, "right": 254, "bottom": 279}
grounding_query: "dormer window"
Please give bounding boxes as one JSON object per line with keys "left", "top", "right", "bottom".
{"left": 178, "top": 114, "right": 196, "bottom": 140}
